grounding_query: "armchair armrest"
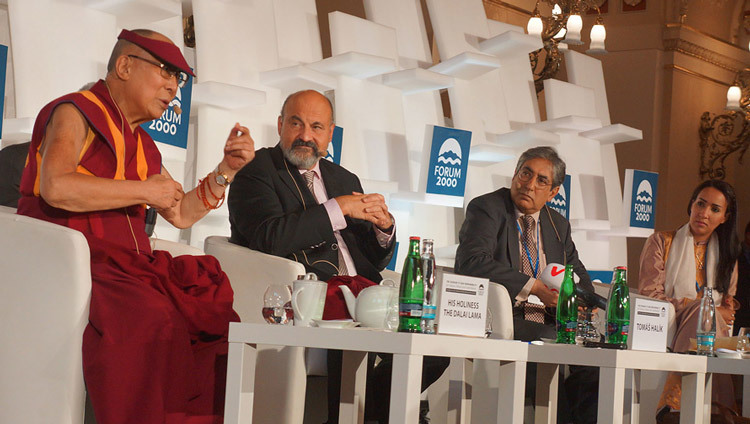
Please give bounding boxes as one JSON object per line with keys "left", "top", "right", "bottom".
{"left": 487, "top": 282, "right": 514, "bottom": 340}
{"left": 150, "top": 238, "right": 204, "bottom": 257}
{"left": 204, "top": 236, "right": 305, "bottom": 324}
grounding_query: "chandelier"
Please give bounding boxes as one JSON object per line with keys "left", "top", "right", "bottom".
{"left": 526, "top": 0, "right": 607, "bottom": 93}
{"left": 699, "top": 68, "right": 750, "bottom": 180}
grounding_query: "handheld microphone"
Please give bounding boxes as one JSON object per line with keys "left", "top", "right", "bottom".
{"left": 540, "top": 263, "right": 607, "bottom": 310}
{"left": 172, "top": 105, "right": 182, "bottom": 115}
{"left": 145, "top": 207, "right": 157, "bottom": 237}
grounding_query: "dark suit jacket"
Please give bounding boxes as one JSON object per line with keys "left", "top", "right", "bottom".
{"left": 454, "top": 187, "right": 592, "bottom": 305}
{"left": 228, "top": 145, "right": 395, "bottom": 282}
{"left": 0, "top": 142, "right": 30, "bottom": 208}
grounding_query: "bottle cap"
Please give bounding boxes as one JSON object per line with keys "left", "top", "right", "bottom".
{"left": 409, "top": 236, "right": 420, "bottom": 241}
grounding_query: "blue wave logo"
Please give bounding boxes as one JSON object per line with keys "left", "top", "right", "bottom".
{"left": 168, "top": 86, "right": 182, "bottom": 110}
{"left": 635, "top": 180, "right": 653, "bottom": 203}
{"left": 437, "top": 138, "right": 462, "bottom": 166}
{"left": 438, "top": 151, "right": 461, "bottom": 165}
{"left": 549, "top": 184, "right": 567, "bottom": 208}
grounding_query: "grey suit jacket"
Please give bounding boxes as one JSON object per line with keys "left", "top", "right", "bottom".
{"left": 454, "top": 187, "right": 592, "bottom": 303}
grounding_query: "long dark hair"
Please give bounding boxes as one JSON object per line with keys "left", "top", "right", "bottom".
{"left": 686, "top": 180, "right": 740, "bottom": 294}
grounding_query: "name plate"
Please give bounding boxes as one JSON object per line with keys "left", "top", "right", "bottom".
{"left": 629, "top": 297, "right": 669, "bottom": 352}
{"left": 437, "top": 272, "right": 489, "bottom": 338}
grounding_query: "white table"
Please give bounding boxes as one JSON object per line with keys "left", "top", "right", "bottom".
{"left": 527, "top": 343, "right": 709, "bottom": 424}
{"left": 223, "top": 322, "right": 528, "bottom": 424}
{"left": 707, "top": 356, "right": 750, "bottom": 419}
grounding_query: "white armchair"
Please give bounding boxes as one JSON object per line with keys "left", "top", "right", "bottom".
{"left": 0, "top": 210, "right": 91, "bottom": 424}
{"left": 203, "top": 236, "right": 313, "bottom": 424}
{"left": 427, "top": 273, "right": 515, "bottom": 424}
{"left": 0, "top": 208, "right": 205, "bottom": 424}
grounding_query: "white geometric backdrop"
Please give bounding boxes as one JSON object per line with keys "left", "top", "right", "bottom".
{"left": 2, "top": 0, "right": 644, "bottom": 275}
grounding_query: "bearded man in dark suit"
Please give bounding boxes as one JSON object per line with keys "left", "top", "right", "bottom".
{"left": 228, "top": 90, "right": 394, "bottom": 282}
{"left": 228, "top": 90, "right": 446, "bottom": 424}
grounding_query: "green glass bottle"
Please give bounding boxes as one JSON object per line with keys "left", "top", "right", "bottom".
{"left": 556, "top": 264, "right": 578, "bottom": 344}
{"left": 606, "top": 266, "right": 630, "bottom": 345}
{"left": 398, "top": 236, "right": 424, "bottom": 333}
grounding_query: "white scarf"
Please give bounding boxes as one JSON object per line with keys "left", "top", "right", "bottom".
{"left": 664, "top": 223, "right": 721, "bottom": 303}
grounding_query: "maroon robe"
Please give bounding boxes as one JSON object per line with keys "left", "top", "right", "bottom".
{"left": 18, "top": 80, "right": 239, "bottom": 424}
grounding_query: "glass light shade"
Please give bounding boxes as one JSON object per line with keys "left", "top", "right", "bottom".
{"left": 587, "top": 24, "right": 607, "bottom": 53}
{"left": 552, "top": 4, "right": 562, "bottom": 15}
{"left": 553, "top": 27, "right": 567, "bottom": 39}
{"left": 527, "top": 16, "right": 544, "bottom": 38}
{"left": 565, "top": 14, "right": 583, "bottom": 45}
{"left": 726, "top": 85, "right": 742, "bottom": 110}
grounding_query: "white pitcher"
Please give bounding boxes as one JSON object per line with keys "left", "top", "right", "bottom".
{"left": 291, "top": 273, "right": 327, "bottom": 327}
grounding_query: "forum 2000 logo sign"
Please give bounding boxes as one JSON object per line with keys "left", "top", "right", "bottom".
{"left": 141, "top": 77, "right": 193, "bottom": 149}
{"left": 426, "top": 126, "right": 472, "bottom": 198}
{"left": 546, "top": 174, "right": 571, "bottom": 220}
{"left": 625, "top": 169, "right": 658, "bottom": 229}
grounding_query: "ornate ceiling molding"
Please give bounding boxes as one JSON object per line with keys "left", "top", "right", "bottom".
{"left": 663, "top": 37, "right": 746, "bottom": 74}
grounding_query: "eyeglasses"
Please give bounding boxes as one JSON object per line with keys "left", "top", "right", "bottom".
{"left": 516, "top": 168, "right": 553, "bottom": 188}
{"left": 128, "top": 54, "right": 188, "bottom": 88}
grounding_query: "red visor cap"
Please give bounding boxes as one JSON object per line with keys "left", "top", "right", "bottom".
{"left": 118, "top": 29, "right": 196, "bottom": 77}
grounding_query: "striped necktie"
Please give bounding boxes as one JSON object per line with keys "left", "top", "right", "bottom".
{"left": 521, "top": 215, "right": 545, "bottom": 323}
{"left": 303, "top": 170, "right": 348, "bottom": 276}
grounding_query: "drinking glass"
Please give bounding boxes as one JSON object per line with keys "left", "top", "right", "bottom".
{"left": 485, "top": 308, "right": 493, "bottom": 338}
{"left": 262, "top": 284, "right": 294, "bottom": 325}
{"left": 737, "top": 327, "right": 750, "bottom": 355}
{"left": 576, "top": 307, "right": 599, "bottom": 345}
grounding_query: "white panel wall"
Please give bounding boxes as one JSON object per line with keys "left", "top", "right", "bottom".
{"left": 329, "top": 11, "right": 399, "bottom": 63}
{"left": 489, "top": 17, "right": 540, "bottom": 125}
{"left": 2, "top": 0, "right": 637, "bottom": 276}
{"left": 565, "top": 50, "right": 627, "bottom": 268}
{"left": 544, "top": 79, "right": 597, "bottom": 120}
{"left": 424, "top": 0, "right": 634, "bottom": 273}
{"left": 273, "top": 0, "right": 322, "bottom": 67}
{"left": 363, "top": 0, "right": 431, "bottom": 67}
{"left": 361, "top": 2, "right": 453, "bottom": 267}
{"left": 425, "top": 0, "right": 488, "bottom": 58}
{"left": 9, "top": 0, "right": 115, "bottom": 118}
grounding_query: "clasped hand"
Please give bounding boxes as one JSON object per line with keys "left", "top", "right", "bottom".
{"left": 336, "top": 192, "right": 393, "bottom": 230}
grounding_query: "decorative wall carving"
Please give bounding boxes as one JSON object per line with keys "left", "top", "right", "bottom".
{"left": 699, "top": 69, "right": 750, "bottom": 180}
{"left": 663, "top": 37, "right": 745, "bottom": 73}
{"left": 699, "top": 111, "right": 749, "bottom": 179}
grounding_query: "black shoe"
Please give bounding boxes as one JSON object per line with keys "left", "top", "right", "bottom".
{"left": 419, "top": 400, "right": 430, "bottom": 424}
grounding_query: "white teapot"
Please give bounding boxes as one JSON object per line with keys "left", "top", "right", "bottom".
{"left": 339, "top": 279, "right": 398, "bottom": 329}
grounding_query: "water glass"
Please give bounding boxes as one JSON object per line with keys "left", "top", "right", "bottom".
{"left": 485, "top": 308, "right": 493, "bottom": 338}
{"left": 737, "top": 327, "right": 750, "bottom": 354}
{"left": 576, "top": 307, "right": 599, "bottom": 345}
{"left": 262, "top": 284, "right": 294, "bottom": 325}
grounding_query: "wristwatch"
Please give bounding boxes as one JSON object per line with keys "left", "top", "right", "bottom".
{"left": 213, "top": 165, "right": 231, "bottom": 187}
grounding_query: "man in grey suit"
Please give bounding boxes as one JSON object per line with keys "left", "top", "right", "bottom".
{"left": 454, "top": 146, "right": 593, "bottom": 338}
{"left": 454, "top": 146, "right": 597, "bottom": 423}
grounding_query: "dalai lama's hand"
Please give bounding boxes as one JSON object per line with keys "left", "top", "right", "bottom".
{"left": 218, "top": 123, "right": 255, "bottom": 181}
{"left": 145, "top": 173, "right": 184, "bottom": 210}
